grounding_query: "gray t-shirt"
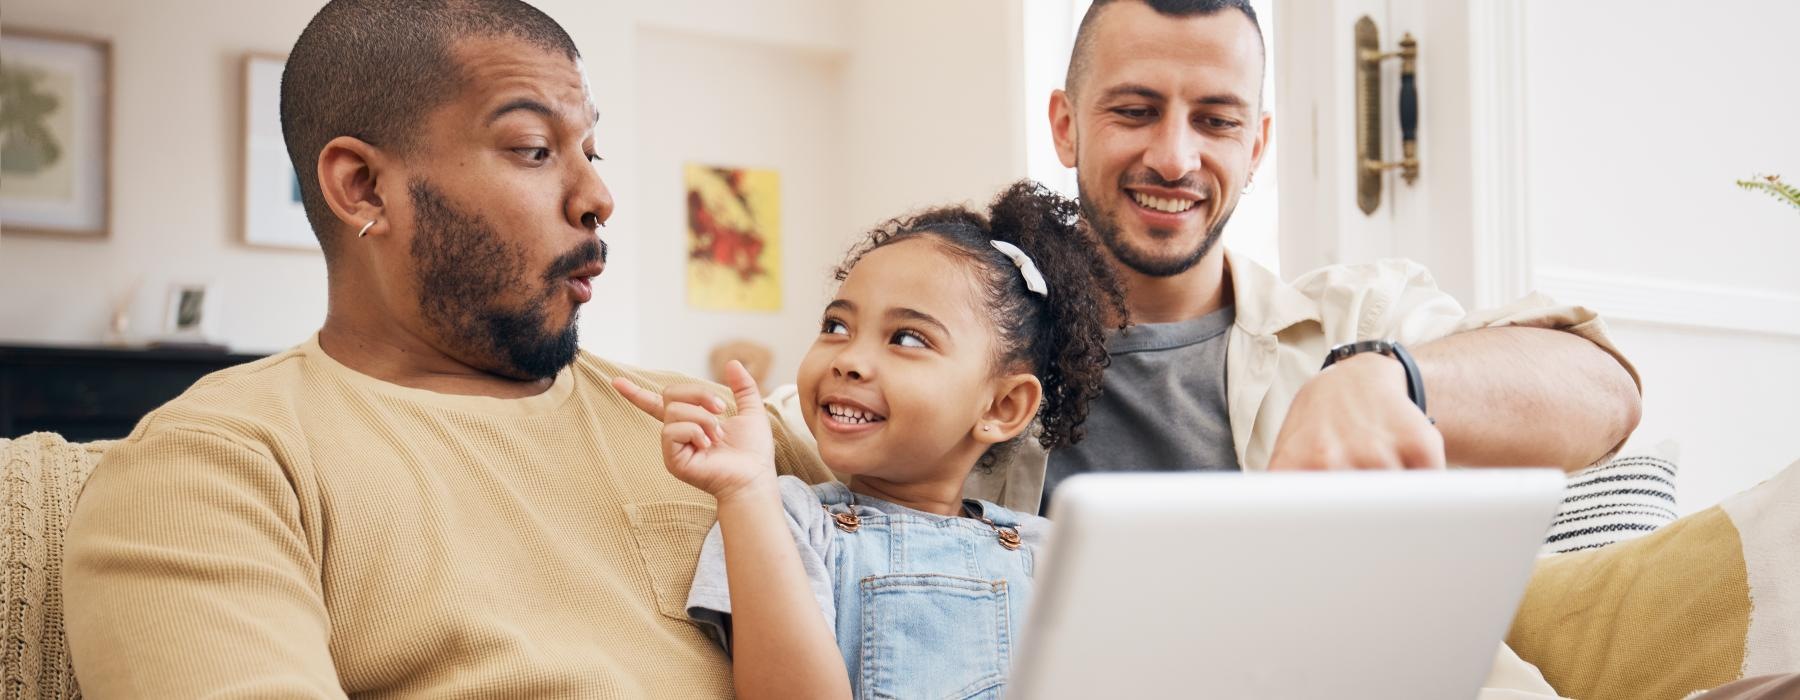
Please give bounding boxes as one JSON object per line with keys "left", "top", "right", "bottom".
{"left": 1043, "top": 305, "right": 1238, "bottom": 511}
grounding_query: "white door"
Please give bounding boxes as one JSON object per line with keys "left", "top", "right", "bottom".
{"left": 1274, "top": 0, "right": 1529, "bottom": 309}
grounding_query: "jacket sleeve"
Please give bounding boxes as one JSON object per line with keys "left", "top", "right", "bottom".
{"left": 64, "top": 426, "right": 347, "bottom": 699}
{"left": 1333, "top": 259, "right": 1640, "bottom": 394}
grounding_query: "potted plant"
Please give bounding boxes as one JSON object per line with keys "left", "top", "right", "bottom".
{"left": 1737, "top": 174, "right": 1800, "bottom": 214}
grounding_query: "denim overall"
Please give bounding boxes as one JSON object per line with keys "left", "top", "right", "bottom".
{"left": 811, "top": 481, "right": 1040, "bottom": 700}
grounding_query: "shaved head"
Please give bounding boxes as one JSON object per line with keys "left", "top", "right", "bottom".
{"left": 1066, "top": 0, "right": 1264, "bottom": 99}
{"left": 281, "top": 0, "right": 580, "bottom": 256}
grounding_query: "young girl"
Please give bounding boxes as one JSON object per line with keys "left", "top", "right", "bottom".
{"left": 616, "top": 181, "right": 1125, "bottom": 699}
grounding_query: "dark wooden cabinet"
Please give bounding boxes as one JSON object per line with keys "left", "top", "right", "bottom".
{"left": 0, "top": 344, "right": 265, "bottom": 441}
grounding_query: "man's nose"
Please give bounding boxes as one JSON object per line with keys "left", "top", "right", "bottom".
{"left": 569, "top": 158, "right": 614, "bottom": 232}
{"left": 1143, "top": 115, "right": 1201, "bottom": 184}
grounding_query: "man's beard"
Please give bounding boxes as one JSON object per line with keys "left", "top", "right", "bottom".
{"left": 1077, "top": 171, "right": 1235, "bottom": 278}
{"left": 408, "top": 180, "right": 604, "bottom": 380}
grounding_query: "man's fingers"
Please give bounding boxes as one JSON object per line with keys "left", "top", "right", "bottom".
{"left": 1270, "top": 438, "right": 1404, "bottom": 471}
{"left": 1398, "top": 426, "right": 1447, "bottom": 469}
{"left": 723, "top": 360, "right": 765, "bottom": 417}
{"left": 660, "top": 384, "right": 729, "bottom": 414}
{"left": 665, "top": 402, "right": 724, "bottom": 443}
{"left": 612, "top": 377, "right": 666, "bottom": 419}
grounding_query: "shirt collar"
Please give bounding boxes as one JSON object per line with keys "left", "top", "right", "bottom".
{"left": 1224, "top": 247, "right": 1318, "bottom": 336}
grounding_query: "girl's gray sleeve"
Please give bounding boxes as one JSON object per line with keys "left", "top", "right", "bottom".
{"left": 684, "top": 475, "right": 838, "bottom": 653}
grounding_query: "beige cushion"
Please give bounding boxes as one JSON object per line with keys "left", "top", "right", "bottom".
{"left": 2, "top": 432, "right": 112, "bottom": 700}
{"left": 1509, "top": 458, "right": 1800, "bottom": 699}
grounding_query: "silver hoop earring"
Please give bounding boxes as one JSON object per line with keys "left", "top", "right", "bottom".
{"left": 357, "top": 220, "right": 376, "bottom": 238}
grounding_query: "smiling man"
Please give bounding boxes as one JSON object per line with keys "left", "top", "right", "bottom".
{"left": 1000, "top": 0, "right": 1645, "bottom": 510}
{"left": 951, "top": 3, "right": 1645, "bottom": 696}
{"left": 63, "top": 1, "right": 828, "bottom": 697}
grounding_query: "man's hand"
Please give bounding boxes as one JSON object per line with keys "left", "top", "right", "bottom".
{"left": 1267, "top": 353, "right": 1445, "bottom": 470}
{"left": 613, "top": 360, "right": 778, "bottom": 500}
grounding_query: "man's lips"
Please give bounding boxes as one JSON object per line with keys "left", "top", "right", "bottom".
{"left": 566, "top": 277, "right": 593, "bottom": 303}
{"left": 563, "top": 262, "right": 604, "bottom": 303}
{"left": 1125, "top": 186, "right": 1206, "bottom": 217}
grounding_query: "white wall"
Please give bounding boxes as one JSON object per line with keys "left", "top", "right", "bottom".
{"left": 842, "top": 0, "right": 1026, "bottom": 232}
{"left": 0, "top": 0, "right": 1030, "bottom": 385}
{"left": 633, "top": 29, "right": 846, "bottom": 388}
{"left": 1520, "top": 0, "right": 1800, "bottom": 512}
{"left": 0, "top": 0, "right": 332, "bottom": 352}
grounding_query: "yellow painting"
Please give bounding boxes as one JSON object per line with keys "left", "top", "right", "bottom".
{"left": 685, "top": 163, "right": 781, "bottom": 311}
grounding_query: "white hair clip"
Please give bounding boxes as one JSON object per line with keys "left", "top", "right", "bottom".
{"left": 991, "top": 240, "right": 1049, "bottom": 297}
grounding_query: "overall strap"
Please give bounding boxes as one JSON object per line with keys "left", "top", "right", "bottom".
{"left": 964, "top": 499, "right": 1024, "bottom": 551}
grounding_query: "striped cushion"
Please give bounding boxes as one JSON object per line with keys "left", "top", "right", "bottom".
{"left": 1542, "top": 442, "right": 1680, "bottom": 555}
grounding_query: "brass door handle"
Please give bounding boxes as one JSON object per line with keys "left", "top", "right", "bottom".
{"left": 1355, "top": 17, "right": 1420, "bottom": 215}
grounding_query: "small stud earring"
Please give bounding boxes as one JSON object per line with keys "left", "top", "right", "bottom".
{"left": 358, "top": 220, "right": 376, "bottom": 238}
{"left": 981, "top": 425, "right": 993, "bottom": 432}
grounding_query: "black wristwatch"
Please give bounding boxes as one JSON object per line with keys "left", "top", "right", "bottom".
{"left": 1321, "top": 340, "right": 1429, "bottom": 418}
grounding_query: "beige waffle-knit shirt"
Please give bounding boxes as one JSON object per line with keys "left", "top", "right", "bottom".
{"left": 65, "top": 336, "right": 831, "bottom": 698}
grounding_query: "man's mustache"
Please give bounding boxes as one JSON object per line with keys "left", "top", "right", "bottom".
{"left": 544, "top": 238, "right": 607, "bottom": 283}
{"left": 1120, "top": 170, "right": 1213, "bottom": 198}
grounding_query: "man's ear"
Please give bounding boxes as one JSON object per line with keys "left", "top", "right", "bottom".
{"left": 1050, "top": 89, "right": 1079, "bottom": 169}
{"left": 1248, "top": 110, "right": 1273, "bottom": 180}
{"left": 317, "top": 135, "right": 392, "bottom": 241}
{"left": 974, "top": 373, "right": 1044, "bottom": 446}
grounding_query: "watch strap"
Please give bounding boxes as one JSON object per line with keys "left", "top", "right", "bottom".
{"left": 1321, "top": 340, "right": 1428, "bottom": 416}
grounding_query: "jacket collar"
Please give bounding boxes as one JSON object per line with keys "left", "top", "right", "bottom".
{"left": 1224, "top": 247, "right": 1318, "bottom": 337}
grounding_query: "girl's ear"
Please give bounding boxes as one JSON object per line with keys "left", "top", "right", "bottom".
{"left": 973, "top": 372, "right": 1044, "bottom": 445}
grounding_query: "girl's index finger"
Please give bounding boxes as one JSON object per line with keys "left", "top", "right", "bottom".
{"left": 660, "top": 384, "right": 729, "bottom": 414}
{"left": 611, "top": 377, "right": 666, "bottom": 419}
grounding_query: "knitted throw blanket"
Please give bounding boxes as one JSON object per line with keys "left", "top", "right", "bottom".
{"left": 2, "top": 433, "right": 111, "bottom": 700}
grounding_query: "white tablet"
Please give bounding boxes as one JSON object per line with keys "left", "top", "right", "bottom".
{"left": 1010, "top": 470, "right": 1564, "bottom": 699}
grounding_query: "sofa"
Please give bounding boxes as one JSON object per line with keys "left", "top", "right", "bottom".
{"left": 5, "top": 431, "right": 1793, "bottom": 699}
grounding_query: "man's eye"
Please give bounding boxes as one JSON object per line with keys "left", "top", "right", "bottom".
{"left": 516, "top": 147, "right": 551, "bottom": 162}
{"left": 1115, "top": 107, "right": 1155, "bottom": 120}
{"left": 586, "top": 152, "right": 604, "bottom": 163}
{"left": 821, "top": 319, "right": 848, "bottom": 336}
{"left": 1202, "top": 117, "right": 1240, "bottom": 130}
{"left": 891, "top": 330, "right": 927, "bottom": 348}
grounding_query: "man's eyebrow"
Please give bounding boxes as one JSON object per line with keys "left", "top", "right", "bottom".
{"left": 1099, "top": 83, "right": 1164, "bottom": 103}
{"left": 888, "top": 307, "right": 950, "bottom": 338}
{"left": 1097, "top": 84, "right": 1252, "bottom": 111}
{"left": 1195, "top": 93, "right": 1251, "bottom": 109}
{"left": 484, "top": 99, "right": 600, "bottom": 130}
{"left": 486, "top": 98, "right": 554, "bottom": 125}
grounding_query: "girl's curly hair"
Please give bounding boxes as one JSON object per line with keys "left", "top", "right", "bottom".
{"left": 835, "top": 180, "right": 1129, "bottom": 468}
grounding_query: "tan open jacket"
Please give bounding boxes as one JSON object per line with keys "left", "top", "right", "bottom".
{"left": 771, "top": 249, "right": 1640, "bottom": 515}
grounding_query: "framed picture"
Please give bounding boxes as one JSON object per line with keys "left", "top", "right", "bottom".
{"left": 685, "top": 163, "right": 782, "bottom": 311}
{"left": 241, "top": 53, "right": 317, "bottom": 251}
{"left": 0, "top": 29, "right": 111, "bottom": 238}
{"left": 162, "top": 282, "right": 217, "bottom": 342}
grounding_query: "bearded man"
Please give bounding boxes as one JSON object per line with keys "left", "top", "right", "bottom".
{"left": 64, "top": 2, "right": 828, "bottom": 697}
